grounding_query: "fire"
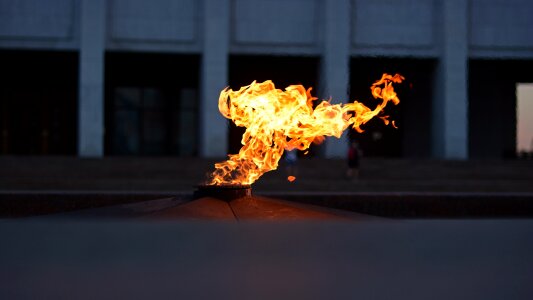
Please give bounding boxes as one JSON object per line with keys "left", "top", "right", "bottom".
{"left": 287, "top": 176, "right": 296, "bottom": 182}
{"left": 207, "top": 73, "right": 404, "bottom": 185}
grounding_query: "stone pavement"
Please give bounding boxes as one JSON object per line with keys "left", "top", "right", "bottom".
{"left": 2, "top": 158, "right": 533, "bottom": 299}
{"left": 1, "top": 219, "right": 533, "bottom": 299}
{"left": 53, "top": 196, "right": 375, "bottom": 221}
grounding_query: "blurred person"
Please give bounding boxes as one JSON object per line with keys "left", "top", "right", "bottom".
{"left": 285, "top": 149, "right": 298, "bottom": 180}
{"left": 530, "top": 137, "right": 533, "bottom": 159}
{"left": 346, "top": 140, "right": 362, "bottom": 180}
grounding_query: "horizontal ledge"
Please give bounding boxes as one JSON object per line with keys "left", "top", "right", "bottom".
{"left": 2, "top": 190, "right": 533, "bottom": 218}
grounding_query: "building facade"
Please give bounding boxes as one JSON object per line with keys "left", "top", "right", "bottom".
{"left": 1, "top": 0, "right": 532, "bottom": 159}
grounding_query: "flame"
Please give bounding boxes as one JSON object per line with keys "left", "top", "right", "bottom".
{"left": 207, "top": 73, "right": 404, "bottom": 185}
{"left": 287, "top": 176, "right": 296, "bottom": 182}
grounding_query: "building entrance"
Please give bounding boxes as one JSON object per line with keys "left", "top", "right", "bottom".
{"left": 469, "top": 60, "right": 533, "bottom": 159}
{"left": 350, "top": 58, "right": 435, "bottom": 157}
{"left": 228, "top": 55, "right": 319, "bottom": 156}
{"left": 105, "top": 52, "right": 200, "bottom": 156}
{"left": 0, "top": 50, "right": 77, "bottom": 155}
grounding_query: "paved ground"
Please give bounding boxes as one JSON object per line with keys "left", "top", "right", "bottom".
{"left": 1, "top": 156, "right": 533, "bottom": 193}
{"left": 53, "top": 196, "right": 376, "bottom": 221}
{"left": 1, "top": 219, "right": 533, "bottom": 299}
{"left": 3, "top": 158, "right": 533, "bottom": 298}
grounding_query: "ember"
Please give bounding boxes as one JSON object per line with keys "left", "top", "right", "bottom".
{"left": 207, "top": 73, "right": 404, "bottom": 185}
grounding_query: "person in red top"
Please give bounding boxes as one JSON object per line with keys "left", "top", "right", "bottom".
{"left": 346, "top": 140, "right": 362, "bottom": 180}
{"left": 285, "top": 149, "right": 298, "bottom": 181}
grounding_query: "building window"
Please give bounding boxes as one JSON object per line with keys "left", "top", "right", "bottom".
{"left": 110, "top": 87, "right": 198, "bottom": 156}
{"left": 105, "top": 52, "right": 200, "bottom": 156}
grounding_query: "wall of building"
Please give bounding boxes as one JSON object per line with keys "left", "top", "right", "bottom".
{"left": 0, "top": 0, "right": 79, "bottom": 50}
{"left": 1, "top": 0, "right": 532, "bottom": 158}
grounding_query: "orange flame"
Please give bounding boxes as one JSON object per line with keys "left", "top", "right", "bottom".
{"left": 287, "top": 176, "right": 296, "bottom": 182}
{"left": 207, "top": 73, "right": 404, "bottom": 185}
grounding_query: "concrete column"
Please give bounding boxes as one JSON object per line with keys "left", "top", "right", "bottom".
{"left": 432, "top": 0, "right": 468, "bottom": 159}
{"left": 78, "top": 0, "right": 105, "bottom": 157}
{"left": 321, "top": 0, "right": 350, "bottom": 158}
{"left": 200, "top": 0, "right": 230, "bottom": 157}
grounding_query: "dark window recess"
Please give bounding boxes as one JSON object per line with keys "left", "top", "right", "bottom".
{"left": 469, "top": 59, "right": 533, "bottom": 159}
{"left": 110, "top": 87, "right": 198, "bottom": 156}
{"left": 105, "top": 52, "right": 200, "bottom": 156}
{"left": 349, "top": 58, "right": 435, "bottom": 158}
{"left": 228, "top": 55, "right": 320, "bottom": 156}
{"left": 0, "top": 50, "right": 78, "bottom": 155}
